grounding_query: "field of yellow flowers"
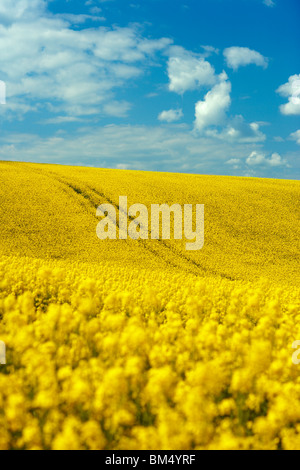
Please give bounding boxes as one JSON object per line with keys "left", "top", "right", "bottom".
{"left": 0, "top": 161, "right": 299, "bottom": 450}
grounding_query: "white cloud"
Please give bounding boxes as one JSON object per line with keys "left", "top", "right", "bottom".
{"left": 205, "top": 117, "right": 266, "bottom": 143}
{"left": 0, "top": 124, "right": 295, "bottom": 176}
{"left": 90, "top": 6, "right": 102, "bottom": 14}
{"left": 200, "top": 45, "right": 219, "bottom": 57}
{"left": 0, "top": 0, "right": 172, "bottom": 119}
{"left": 0, "top": 0, "right": 46, "bottom": 23}
{"left": 194, "top": 75, "right": 231, "bottom": 131}
{"left": 263, "top": 0, "right": 275, "bottom": 6}
{"left": 42, "top": 116, "right": 86, "bottom": 124}
{"left": 56, "top": 13, "right": 106, "bottom": 24}
{"left": 290, "top": 130, "right": 300, "bottom": 145}
{"left": 223, "top": 47, "right": 268, "bottom": 70}
{"left": 167, "top": 47, "right": 216, "bottom": 94}
{"left": 246, "top": 151, "right": 266, "bottom": 166}
{"left": 268, "top": 153, "right": 288, "bottom": 167}
{"left": 158, "top": 109, "right": 183, "bottom": 122}
{"left": 277, "top": 75, "right": 300, "bottom": 115}
{"left": 0, "top": 0, "right": 295, "bottom": 179}
{"left": 85, "top": 0, "right": 114, "bottom": 4}
{"left": 0, "top": 125, "right": 271, "bottom": 174}
{"left": 246, "top": 151, "right": 288, "bottom": 167}
{"left": 277, "top": 74, "right": 300, "bottom": 97}
{"left": 226, "top": 158, "right": 241, "bottom": 170}
{"left": 103, "top": 101, "right": 132, "bottom": 117}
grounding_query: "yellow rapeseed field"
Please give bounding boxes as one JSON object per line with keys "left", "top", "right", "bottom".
{"left": 0, "top": 161, "right": 299, "bottom": 450}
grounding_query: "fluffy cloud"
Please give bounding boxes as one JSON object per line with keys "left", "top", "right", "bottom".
{"left": 225, "top": 150, "right": 291, "bottom": 176}
{"left": 226, "top": 158, "right": 240, "bottom": 165}
{"left": 103, "top": 101, "right": 132, "bottom": 118}
{"left": 205, "top": 117, "right": 266, "bottom": 143}
{"left": 0, "top": 125, "right": 271, "bottom": 174}
{"left": 225, "top": 158, "right": 241, "bottom": 170}
{"left": 0, "top": 0, "right": 46, "bottom": 23}
{"left": 263, "top": 0, "right": 275, "bottom": 6}
{"left": 55, "top": 13, "right": 106, "bottom": 24}
{"left": 246, "top": 151, "right": 288, "bottom": 167}
{"left": 200, "top": 45, "right": 220, "bottom": 57}
{"left": 290, "top": 130, "right": 300, "bottom": 145}
{"left": 0, "top": 124, "right": 294, "bottom": 177}
{"left": 223, "top": 47, "right": 268, "bottom": 70}
{"left": 277, "top": 75, "right": 300, "bottom": 115}
{"left": 158, "top": 109, "right": 183, "bottom": 122}
{"left": 0, "top": 0, "right": 295, "bottom": 180}
{"left": 167, "top": 47, "right": 216, "bottom": 94}
{"left": 0, "top": 0, "right": 171, "bottom": 118}
{"left": 193, "top": 69, "right": 266, "bottom": 142}
{"left": 0, "top": 80, "right": 5, "bottom": 104}
{"left": 194, "top": 74, "right": 231, "bottom": 131}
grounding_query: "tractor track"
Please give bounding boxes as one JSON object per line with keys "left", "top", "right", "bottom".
{"left": 23, "top": 164, "right": 236, "bottom": 281}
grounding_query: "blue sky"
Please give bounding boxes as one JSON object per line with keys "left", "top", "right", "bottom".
{"left": 0, "top": 0, "right": 299, "bottom": 178}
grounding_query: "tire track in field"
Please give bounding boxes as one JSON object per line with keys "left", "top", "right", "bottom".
{"left": 24, "top": 165, "right": 236, "bottom": 280}
{"left": 36, "top": 168, "right": 202, "bottom": 275}
{"left": 87, "top": 185, "right": 236, "bottom": 281}
{"left": 23, "top": 166, "right": 184, "bottom": 273}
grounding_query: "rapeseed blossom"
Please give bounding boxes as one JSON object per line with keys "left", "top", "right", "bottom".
{"left": 0, "top": 162, "right": 299, "bottom": 450}
{"left": 0, "top": 257, "right": 299, "bottom": 450}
